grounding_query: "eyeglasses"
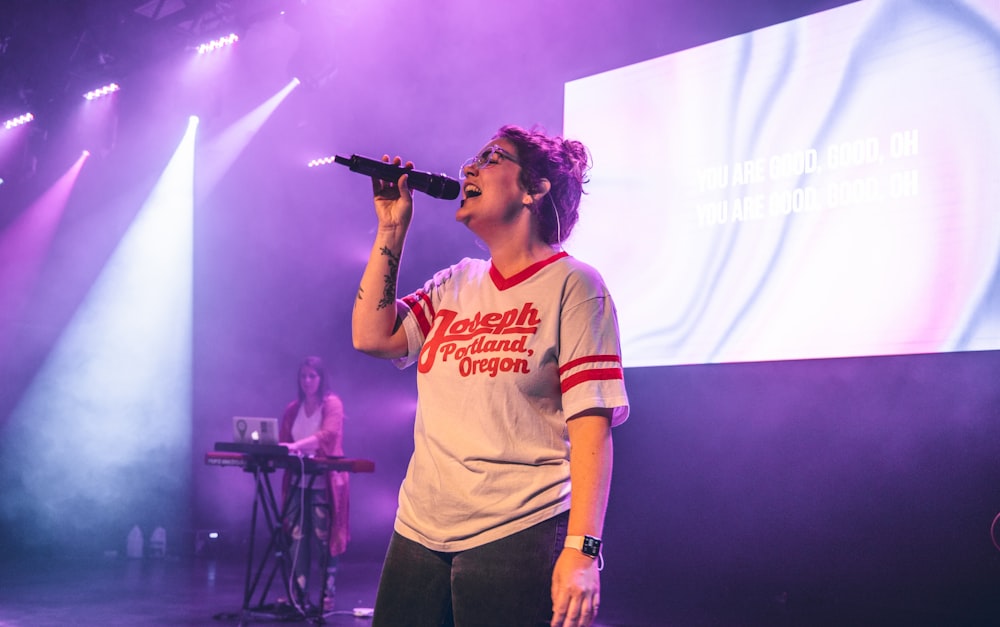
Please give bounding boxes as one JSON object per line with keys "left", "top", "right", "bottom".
{"left": 459, "top": 144, "right": 520, "bottom": 178}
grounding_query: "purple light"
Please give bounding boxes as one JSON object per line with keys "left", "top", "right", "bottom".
{"left": 197, "top": 33, "right": 239, "bottom": 55}
{"left": 3, "top": 112, "right": 34, "bottom": 130}
{"left": 307, "top": 156, "right": 338, "bottom": 168}
{"left": 83, "top": 83, "right": 120, "bottom": 101}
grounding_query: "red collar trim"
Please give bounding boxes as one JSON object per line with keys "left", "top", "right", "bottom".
{"left": 489, "top": 251, "right": 569, "bottom": 290}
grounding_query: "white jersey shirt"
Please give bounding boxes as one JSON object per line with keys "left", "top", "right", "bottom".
{"left": 393, "top": 251, "right": 629, "bottom": 552}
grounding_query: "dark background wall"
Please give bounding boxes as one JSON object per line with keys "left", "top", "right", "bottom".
{"left": 1, "top": 0, "right": 998, "bottom": 623}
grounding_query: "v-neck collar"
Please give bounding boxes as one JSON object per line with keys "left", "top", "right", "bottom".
{"left": 489, "top": 251, "right": 568, "bottom": 291}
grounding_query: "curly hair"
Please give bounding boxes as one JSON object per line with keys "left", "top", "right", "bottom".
{"left": 494, "top": 125, "right": 591, "bottom": 245}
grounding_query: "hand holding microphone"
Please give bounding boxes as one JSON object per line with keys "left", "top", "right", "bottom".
{"left": 334, "top": 154, "right": 461, "bottom": 200}
{"left": 352, "top": 154, "right": 417, "bottom": 231}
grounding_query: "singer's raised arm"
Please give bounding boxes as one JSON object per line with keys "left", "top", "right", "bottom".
{"left": 351, "top": 159, "right": 413, "bottom": 359}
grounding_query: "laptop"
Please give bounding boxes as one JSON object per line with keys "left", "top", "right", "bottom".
{"left": 213, "top": 416, "right": 287, "bottom": 456}
{"left": 232, "top": 416, "right": 280, "bottom": 445}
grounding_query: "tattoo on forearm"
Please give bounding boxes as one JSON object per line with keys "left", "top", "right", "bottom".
{"left": 378, "top": 246, "right": 400, "bottom": 310}
{"left": 356, "top": 286, "right": 365, "bottom": 302}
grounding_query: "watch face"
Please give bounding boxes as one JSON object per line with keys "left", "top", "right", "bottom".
{"left": 582, "top": 536, "right": 602, "bottom": 557}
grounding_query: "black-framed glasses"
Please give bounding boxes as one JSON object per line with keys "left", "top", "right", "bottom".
{"left": 459, "top": 144, "right": 520, "bottom": 178}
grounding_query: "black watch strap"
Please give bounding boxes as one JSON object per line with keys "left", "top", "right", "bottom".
{"left": 564, "top": 534, "right": 602, "bottom": 558}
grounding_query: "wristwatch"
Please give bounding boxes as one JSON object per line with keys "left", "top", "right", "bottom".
{"left": 564, "top": 534, "right": 602, "bottom": 558}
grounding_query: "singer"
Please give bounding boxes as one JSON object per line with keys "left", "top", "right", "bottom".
{"left": 351, "top": 125, "right": 630, "bottom": 627}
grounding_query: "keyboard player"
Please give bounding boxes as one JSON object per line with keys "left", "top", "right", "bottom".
{"left": 277, "top": 356, "right": 349, "bottom": 614}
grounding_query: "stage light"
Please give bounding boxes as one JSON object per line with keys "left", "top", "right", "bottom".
{"left": 0, "top": 153, "right": 88, "bottom": 359}
{"left": 83, "top": 83, "right": 120, "bottom": 101}
{"left": 3, "top": 120, "right": 197, "bottom": 552}
{"left": 196, "top": 33, "right": 239, "bottom": 55}
{"left": 196, "top": 78, "right": 299, "bottom": 200}
{"left": 3, "top": 113, "right": 34, "bottom": 130}
{"left": 307, "top": 155, "right": 338, "bottom": 168}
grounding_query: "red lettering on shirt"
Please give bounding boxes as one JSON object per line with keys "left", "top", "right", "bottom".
{"left": 418, "top": 303, "right": 541, "bottom": 374}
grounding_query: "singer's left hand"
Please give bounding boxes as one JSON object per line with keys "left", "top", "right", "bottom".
{"left": 550, "top": 549, "right": 601, "bottom": 627}
{"left": 372, "top": 155, "right": 414, "bottom": 230}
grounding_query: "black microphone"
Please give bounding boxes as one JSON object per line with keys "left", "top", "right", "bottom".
{"left": 334, "top": 154, "right": 461, "bottom": 200}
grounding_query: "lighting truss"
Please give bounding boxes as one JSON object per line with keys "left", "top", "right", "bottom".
{"left": 307, "top": 156, "right": 338, "bottom": 168}
{"left": 196, "top": 33, "right": 239, "bottom": 55}
{"left": 83, "top": 83, "right": 121, "bottom": 101}
{"left": 3, "top": 113, "right": 34, "bottom": 130}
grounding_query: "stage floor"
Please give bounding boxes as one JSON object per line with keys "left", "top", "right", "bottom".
{"left": 0, "top": 552, "right": 997, "bottom": 626}
{"left": 0, "top": 554, "right": 649, "bottom": 627}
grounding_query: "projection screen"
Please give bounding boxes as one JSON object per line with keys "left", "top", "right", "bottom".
{"left": 564, "top": 0, "right": 1000, "bottom": 367}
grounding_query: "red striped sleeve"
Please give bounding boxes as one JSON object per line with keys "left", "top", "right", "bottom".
{"left": 559, "top": 354, "right": 624, "bottom": 393}
{"left": 559, "top": 354, "right": 621, "bottom": 374}
{"left": 402, "top": 290, "right": 435, "bottom": 336}
{"left": 560, "top": 367, "right": 625, "bottom": 393}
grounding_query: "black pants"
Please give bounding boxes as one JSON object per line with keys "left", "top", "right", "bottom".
{"left": 372, "top": 511, "right": 569, "bottom": 627}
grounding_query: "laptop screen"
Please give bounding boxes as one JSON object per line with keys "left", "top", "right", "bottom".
{"left": 232, "top": 416, "right": 279, "bottom": 445}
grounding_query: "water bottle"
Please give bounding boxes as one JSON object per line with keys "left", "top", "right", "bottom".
{"left": 126, "top": 525, "right": 144, "bottom": 559}
{"left": 149, "top": 526, "right": 167, "bottom": 558}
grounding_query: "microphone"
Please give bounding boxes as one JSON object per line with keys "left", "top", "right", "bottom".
{"left": 334, "top": 154, "right": 460, "bottom": 200}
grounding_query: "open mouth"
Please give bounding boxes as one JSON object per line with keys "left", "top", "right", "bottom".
{"left": 464, "top": 183, "right": 482, "bottom": 198}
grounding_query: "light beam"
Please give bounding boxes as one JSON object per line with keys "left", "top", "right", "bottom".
{"left": 0, "top": 117, "right": 198, "bottom": 554}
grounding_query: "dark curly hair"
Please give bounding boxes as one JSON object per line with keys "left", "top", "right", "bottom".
{"left": 494, "top": 125, "right": 591, "bottom": 245}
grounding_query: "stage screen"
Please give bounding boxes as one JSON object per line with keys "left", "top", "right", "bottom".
{"left": 564, "top": 0, "right": 1000, "bottom": 367}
